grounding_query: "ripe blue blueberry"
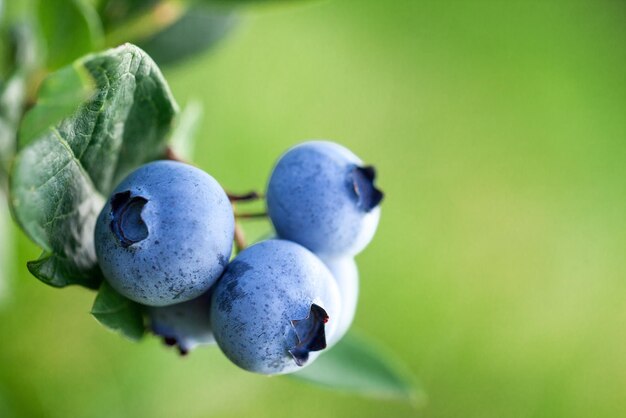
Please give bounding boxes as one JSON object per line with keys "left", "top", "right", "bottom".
{"left": 210, "top": 239, "right": 341, "bottom": 375}
{"left": 266, "top": 140, "right": 383, "bottom": 257}
{"left": 318, "top": 255, "right": 359, "bottom": 346}
{"left": 148, "top": 291, "right": 215, "bottom": 355}
{"left": 95, "top": 160, "right": 234, "bottom": 306}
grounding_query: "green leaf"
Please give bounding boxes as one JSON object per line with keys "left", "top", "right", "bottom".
{"left": 9, "top": 22, "right": 38, "bottom": 73}
{"left": 1, "top": 20, "right": 38, "bottom": 80}
{"left": 0, "top": 23, "right": 37, "bottom": 181}
{"left": 0, "top": 74, "right": 25, "bottom": 177}
{"left": 27, "top": 252, "right": 102, "bottom": 289}
{"left": 91, "top": 280, "right": 145, "bottom": 341}
{"left": 139, "top": 6, "right": 237, "bottom": 66}
{"left": 11, "top": 43, "right": 178, "bottom": 288}
{"left": 102, "top": 1, "right": 185, "bottom": 49}
{"left": 11, "top": 135, "right": 106, "bottom": 284}
{"left": 38, "top": 0, "right": 104, "bottom": 70}
{"left": 291, "top": 331, "right": 424, "bottom": 402}
{"left": 98, "top": 0, "right": 159, "bottom": 29}
{"left": 18, "top": 65, "right": 95, "bottom": 147}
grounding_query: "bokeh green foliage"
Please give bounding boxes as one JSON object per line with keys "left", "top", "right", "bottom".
{"left": 1, "top": 0, "right": 626, "bottom": 417}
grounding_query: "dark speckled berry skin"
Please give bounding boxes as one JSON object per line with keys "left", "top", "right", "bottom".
{"left": 266, "top": 141, "right": 382, "bottom": 257}
{"left": 210, "top": 239, "right": 341, "bottom": 375}
{"left": 148, "top": 291, "right": 215, "bottom": 354}
{"left": 95, "top": 160, "right": 234, "bottom": 306}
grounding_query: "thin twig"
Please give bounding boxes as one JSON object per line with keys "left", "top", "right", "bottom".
{"left": 165, "top": 146, "right": 184, "bottom": 162}
{"left": 235, "top": 212, "right": 268, "bottom": 220}
{"left": 227, "top": 191, "right": 264, "bottom": 202}
{"left": 234, "top": 223, "right": 247, "bottom": 253}
{"left": 104, "top": 0, "right": 187, "bottom": 47}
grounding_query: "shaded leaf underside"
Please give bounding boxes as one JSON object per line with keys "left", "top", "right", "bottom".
{"left": 292, "top": 331, "right": 422, "bottom": 402}
{"left": 91, "top": 280, "right": 145, "bottom": 340}
{"left": 139, "top": 5, "right": 238, "bottom": 66}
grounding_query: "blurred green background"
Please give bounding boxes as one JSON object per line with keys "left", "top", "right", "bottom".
{"left": 2, "top": 0, "right": 626, "bottom": 417}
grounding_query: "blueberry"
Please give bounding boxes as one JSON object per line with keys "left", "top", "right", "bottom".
{"left": 95, "top": 160, "right": 234, "bottom": 306}
{"left": 148, "top": 291, "right": 215, "bottom": 355}
{"left": 266, "top": 141, "right": 383, "bottom": 257}
{"left": 318, "top": 255, "right": 359, "bottom": 346}
{"left": 210, "top": 239, "right": 341, "bottom": 375}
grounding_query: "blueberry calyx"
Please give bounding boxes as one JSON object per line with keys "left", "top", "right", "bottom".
{"left": 288, "top": 303, "right": 329, "bottom": 366}
{"left": 109, "top": 191, "right": 149, "bottom": 248}
{"left": 161, "top": 336, "right": 189, "bottom": 356}
{"left": 351, "top": 165, "right": 384, "bottom": 212}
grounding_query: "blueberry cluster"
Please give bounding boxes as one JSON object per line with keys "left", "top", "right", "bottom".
{"left": 95, "top": 141, "right": 383, "bottom": 375}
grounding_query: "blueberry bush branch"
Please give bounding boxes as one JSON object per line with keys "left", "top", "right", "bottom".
{"left": 226, "top": 190, "right": 264, "bottom": 202}
{"left": 1, "top": 0, "right": 419, "bottom": 400}
{"left": 235, "top": 211, "right": 268, "bottom": 219}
